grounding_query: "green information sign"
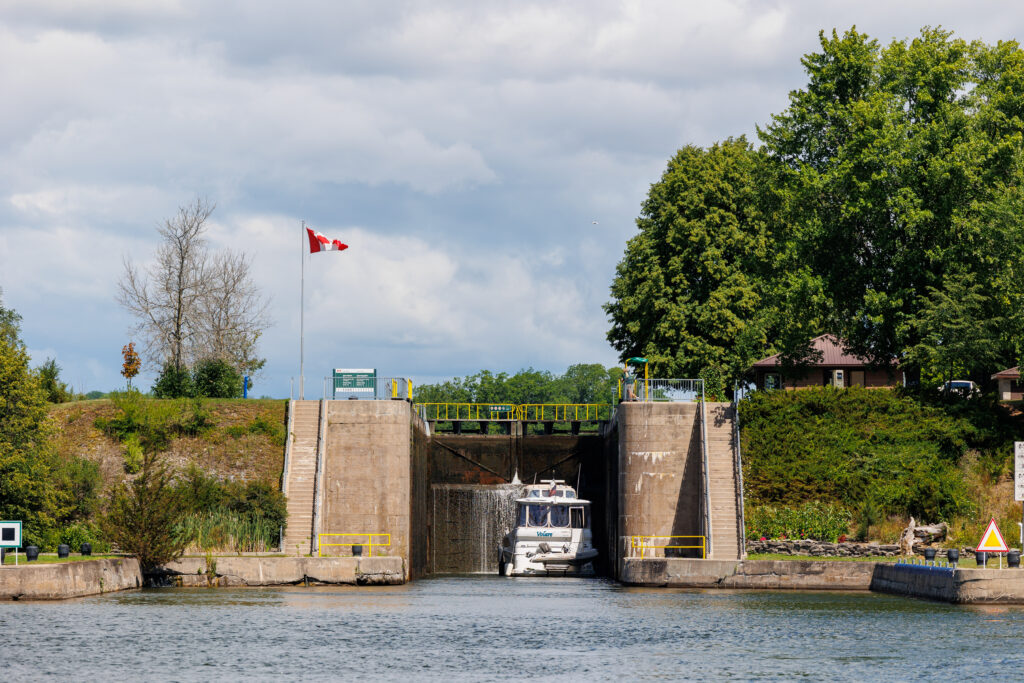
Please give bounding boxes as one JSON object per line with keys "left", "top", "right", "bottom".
{"left": 488, "top": 405, "right": 513, "bottom": 412}
{"left": 333, "top": 368, "right": 376, "bottom": 394}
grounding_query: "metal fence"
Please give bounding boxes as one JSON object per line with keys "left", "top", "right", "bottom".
{"left": 619, "top": 377, "right": 704, "bottom": 402}
{"left": 519, "top": 404, "right": 612, "bottom": 421}
{"left": 416, "top": 403, "right": 519, "bottom": 422}
{"left": 324, "top": 376, "right": 413, "bottom": 400}
{"left": 415, "top": 403, "right": 612, "bottom": 422}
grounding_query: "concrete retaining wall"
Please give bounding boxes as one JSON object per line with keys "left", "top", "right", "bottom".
{"left": 0, "top": 558, "right": 142, "bottom": 600}
{"left": 164, "top": 556, "right": 404, "bottom": 586}
{"left": 870, "top": 563, "right": 1024, "bottom": 604}
{"left": 620, "top": 557, "right": 875, "bottom": 590}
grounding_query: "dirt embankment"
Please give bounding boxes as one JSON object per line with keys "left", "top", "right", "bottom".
{"left": 49, "top": 399, "right": 288, "bottom": 489}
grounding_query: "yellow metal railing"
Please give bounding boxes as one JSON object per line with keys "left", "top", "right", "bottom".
{"left": 416, "top": 403, "right": 519, "bottom": 421}
{"left": 318, "top": 533, "right": 391, "bottom": 558}
{"left": 415, "top": 403, "right": 611, "bottom": 422}
{"left": 630, "top": 535, "right": 706, "bottom": 559}
{"left": 519, "top": 404, "right": 611, "bottom": 421}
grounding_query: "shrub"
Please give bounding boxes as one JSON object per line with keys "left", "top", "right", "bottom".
{"left": 746, "top": 501, "right": 851, "bottom": 542}
{"left": 102, "top": 451, "right": 188, "bottom": 571}
{"left": 177, "top": 397, "right": 213, "bottom": 437}
{"left": 96, "top": 390, "right": 174, "bottom": 451}
{"left": 56, "top": 456, "right": 102, "bottom": 521}
{"left": 152, "top": 363, "right": 194, "bottom": 398}
{"left": 192, "top": 358, "right": 242, "bottom": 399}
{"left": 123, "top": 434, "right": 143, "bottom": 474}
{"left": 740, "top": 387, "right": 976, "bottom": 520}
{"left": 59, "top": 523, "right": 108, "bottom": 553}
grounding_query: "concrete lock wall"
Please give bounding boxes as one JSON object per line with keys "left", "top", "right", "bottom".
{"left": 311, "top": 399, "right": 737, "bottom": 581}
{"left": 320, "top": 400, "right": 429, "bottom": 580}
{"left": 616, "top": 402, "right": 705, "bottom": 576}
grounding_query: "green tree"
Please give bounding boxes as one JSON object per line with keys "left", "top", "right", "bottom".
{"left": 103, "top": 450, "right": 187, "bottom": 571}
{"left": 906, "top": 274, "right": 1005, "bottom": 389}
{"left": 36, "top": 358, "right": 70, "bottom": 403}
{"left": 759, "top": 27, "right": 1024, "bottom": 375}
{"left": 414, "top": 366, "right": 621, "bottom": 406}
{"left": 0, "top": 293, "right": 70, "bottom": 547}
{"left": 192, "top": 358, "right": 243, "bottom": 398}
{"left": 152, "top": 362, "right": 194, "bottom": 398}
{"left": 604, "top": 138, "right": 779, "bottom": 385}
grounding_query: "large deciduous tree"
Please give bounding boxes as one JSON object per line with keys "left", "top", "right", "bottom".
{"left": 760, "top": 27, "right": 1024, "bottom": 378}
{"left": 608, "top": 28, "right": 1024, "bottom": 387}
{"left": 117, "top": 199, "right": 271, "bottom": 384}
{"left": 604, "top": 138, "right": 780, "bottom": 384}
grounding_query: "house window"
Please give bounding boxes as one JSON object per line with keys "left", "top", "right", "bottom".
{"left": 764, "top": 373, "right": 781, "bottom": 390}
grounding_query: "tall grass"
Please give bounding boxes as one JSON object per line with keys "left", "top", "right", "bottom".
{"left": 175, "top": 509, "right": 279, "bottom": 553}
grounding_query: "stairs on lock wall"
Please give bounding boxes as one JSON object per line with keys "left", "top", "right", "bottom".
{"left": 282, "top": 400, "right": 321, "bottom": 555}
{"left": 704, "top": 405, "right": 742, "bottom": 560}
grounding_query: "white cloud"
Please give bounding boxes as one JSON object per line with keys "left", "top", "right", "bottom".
{"left": 3, "top": 0, "right": 1024, "bottom": 394}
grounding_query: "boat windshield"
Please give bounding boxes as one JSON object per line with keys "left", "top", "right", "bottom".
{"left": 527, "top": 504, "right": 549, "bottom": 527}
{"left": 550, "top": 505, "right": 569, "bottom": 527}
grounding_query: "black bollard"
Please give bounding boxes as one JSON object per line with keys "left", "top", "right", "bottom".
{"left": 57, "top": 544, "right": 69, "bottom": 559}
{"left": 25, "top": 546, "right": 39, "bottom": 562}
{"left": 1009, "top": 550, "right": 1021, "bottom": 568}
{"left": 947, "top": 548, "right": 959, "bottom": 565}
{"left": 924, "top": 548, "right": 936, "bottom": 562}
{"left": 977, "top": 551, "right": 988, "bottom": 568}
{"left": 80, "top": 543, "right": 92, "bottom": 556}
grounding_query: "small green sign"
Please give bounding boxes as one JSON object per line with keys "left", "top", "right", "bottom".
{"left": 333, "top": 368, "right": 376, "bottom": 394}
{"left": 489, "top": 405, "right": 513, "bottom": 413}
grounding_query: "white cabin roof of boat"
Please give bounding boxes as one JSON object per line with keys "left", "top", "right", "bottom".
{"left": 516, "top": 480, "right": 590, "bottom": 505}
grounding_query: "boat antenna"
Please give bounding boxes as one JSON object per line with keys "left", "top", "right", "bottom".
{"left": 533, "top": 472, "right": 537, "bottom": 484}
{"left": 576, "top": 463, "right": 582, "bottom": 493}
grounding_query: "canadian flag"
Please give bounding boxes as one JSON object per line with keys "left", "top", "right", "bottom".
{"left": 306, "top": 227, "right": 349, "bottom": 253}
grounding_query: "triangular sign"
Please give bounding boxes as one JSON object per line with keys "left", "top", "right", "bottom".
{"left": 976, "top": 518, "right": 1009, "bottom": 553}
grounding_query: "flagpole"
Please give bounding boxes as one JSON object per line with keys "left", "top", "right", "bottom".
{"left": 300, "top": 220, "right": 305, "bottom": 400}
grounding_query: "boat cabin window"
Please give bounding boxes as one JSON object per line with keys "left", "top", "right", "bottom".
{"left": 564, "top": 491, "right": 575, "bottom": 499}
{"left": 550, "top": 505, "right": 569, "bottom": 528}
{"left": 529, "top": 490, "right": 541, "bottom": 498}
{"left": 570, "top": 506, "right": 585, "bottom": 529}
{"left": 527, "top": 504, "right": 549, "bottom": 527}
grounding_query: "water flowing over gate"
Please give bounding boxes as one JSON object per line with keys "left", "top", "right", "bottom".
{"left": 426, "top": 433, "right": 609, "bottom": 575}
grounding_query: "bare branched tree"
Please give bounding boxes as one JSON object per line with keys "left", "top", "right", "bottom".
{"left": 117, "top": 199, "right": 271, "bottom": 378}
{"left": 199, "top": 249, "right": 271, "bottom": 376}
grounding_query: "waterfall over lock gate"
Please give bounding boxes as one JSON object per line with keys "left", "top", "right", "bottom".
{"left": 430, "top": 484, "right": 522, "bottom": 574}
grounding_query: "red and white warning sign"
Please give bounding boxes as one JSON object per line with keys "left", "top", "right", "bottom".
{"left": 976, "top": 518, "right": 1010, "bottom": 553}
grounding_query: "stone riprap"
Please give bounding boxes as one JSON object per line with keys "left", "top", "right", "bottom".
{"left": 163, "top": 556, "right": 405, "bottom": 586}
{"left": 747, "top": 539, "right": 1006, "bottom": 559}
{"left": 0, "top": 558, "right": 142, "bottom": 600}
{"left": 746, "top": 539, "right": 901, "bottom": 557}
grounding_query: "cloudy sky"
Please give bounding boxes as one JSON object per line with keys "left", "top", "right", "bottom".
{"left": 2, "top": 1, "right": 1023, "bottom": 397}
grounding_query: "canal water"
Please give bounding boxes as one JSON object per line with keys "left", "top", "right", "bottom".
{"left": 4, "top": 577, "right": 1024, "bottom": 680}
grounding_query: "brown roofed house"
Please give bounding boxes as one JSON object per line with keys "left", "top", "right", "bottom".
{"left": 751, "top": 334, "right": 900, "bottom": 390}
{"left": 991, "top": 367, "right": 1023, "bottom": 402}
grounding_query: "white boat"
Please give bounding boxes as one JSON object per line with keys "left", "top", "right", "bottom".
{"left": 498, "top": 479, "right": 597, "bottom": 576}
